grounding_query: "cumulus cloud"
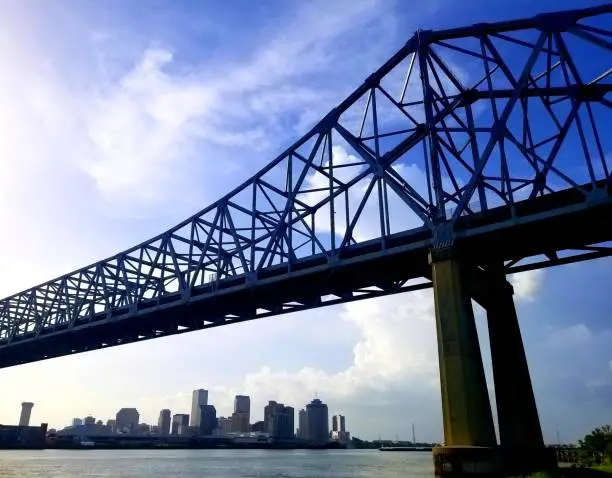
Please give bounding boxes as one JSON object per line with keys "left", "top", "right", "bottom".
{"left": 246, "top": 291, "right": 439, "bottom": 400}
{"left": 233, "top": 268, "right": 545, "bottom": 438}
{"left": 509, "top": 269, "right": 543, "bottom": 301}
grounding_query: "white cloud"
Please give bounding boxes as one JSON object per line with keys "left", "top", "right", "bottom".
{"left": 245, "top": 291, "right": 439, "bottom": 403}
{"left": 541, "top": 323, "right": 594, "bottom": 349}
{"left": 510, "top": 269, "right": 543, "bottom": 301}
{"left": 238, "top": 267, "right": 545, "bottom": 434}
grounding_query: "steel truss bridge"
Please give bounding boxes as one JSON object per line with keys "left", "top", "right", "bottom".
{"left": 1, "top": 4, "right": 611, "bottom": 371}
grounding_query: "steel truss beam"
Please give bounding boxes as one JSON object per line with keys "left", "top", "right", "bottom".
{"left": 1, "top": 5, "right": 612, "bottom": 365}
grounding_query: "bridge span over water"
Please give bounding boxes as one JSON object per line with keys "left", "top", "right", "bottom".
{"left": 1, "top": 4, "right": 611, "bottom": 476}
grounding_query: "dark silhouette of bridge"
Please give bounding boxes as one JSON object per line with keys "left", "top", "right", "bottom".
{"left": 1, "top": 4, "right": 611, "bottom": 476}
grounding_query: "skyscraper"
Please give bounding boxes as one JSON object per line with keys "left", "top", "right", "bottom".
{"left": 158, "top": 409, "right": 171, "bottom": 436}
{"left": 231, "top": 395, "right": 250, "bottom": 432}
{"left": 330, "top": 415, "right": 350, "bottom": 445}
{"left": 332, "top": 414, "right": 346, "bottom": 432}
{"left": 172, "top": 414, "right": 190, "bottom": 435}
{"left": 305, "top": 398, "right": 328, "bottom": 444}
{"left": 199, "top": 405, "right": 218, "bottom": 436}
{"left": 234, "top": 395, "right": 250, "bottom": 414}
{"left": 190, "top": 389, "right": 208, "bottom": 427}
{"left": 19, "top": 402, "right": 34, "bottom": 427}
{"left": 297, "top": 409, "right": 308, "bottom": 439}
{"left": 116, "top": 408, "right": 140, "bottom": 434}
{"left": 264, "top": 401, "right": 295, "bottom": 439}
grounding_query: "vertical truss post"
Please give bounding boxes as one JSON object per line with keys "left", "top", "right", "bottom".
{"left": 418, "top": 31, "right": 447, "bottom": 221}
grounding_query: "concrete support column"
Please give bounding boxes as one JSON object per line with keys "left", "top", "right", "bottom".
{"left": 485, "top": 272, "right": 556, "bottom": 474}
{"left": 429, "top": 248, "right": 500, "bottom": 477}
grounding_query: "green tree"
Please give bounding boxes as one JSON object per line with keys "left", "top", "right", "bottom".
{"left": 579, "top": 425, "right": 612, "bottom": 459}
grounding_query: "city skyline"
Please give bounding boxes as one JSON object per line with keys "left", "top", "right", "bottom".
{"left": 0, "top": 0, "right": 610, "bottom": 445}
{"left": 5, "top": 392, "right": 351, "bottom": 446}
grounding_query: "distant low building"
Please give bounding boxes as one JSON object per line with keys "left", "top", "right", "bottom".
{"left": 216, "top": 417, "right": 232, "bottom": 434}
{"left": 0, "top": 423, "right": 47, "bottom": 449}
{"left": 106, "top": 419, "right": 116, "bottom": 434}
{"left": 251, "top": 421, "right": 265, "bottom": 432}
{"left": 57, "top": 423, "right": 109, "bottom": 437}
{"left": 331, "top": 430, "right": 351, "bottom": 445}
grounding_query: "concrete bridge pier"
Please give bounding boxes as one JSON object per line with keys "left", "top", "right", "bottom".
{"left": 428, "top": 247, "right": 501, "bottom": 477}
{"left": 483, "top": 268, "right": 557, "bottom": 475}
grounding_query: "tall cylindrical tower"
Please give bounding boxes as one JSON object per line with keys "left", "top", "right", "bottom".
{"left": 19, "top": 402, "right": 34, "bottom": 427}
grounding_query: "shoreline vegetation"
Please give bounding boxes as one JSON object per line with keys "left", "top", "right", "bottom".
{"left": 521, "top": 424, "right": 612, "bottom": 477}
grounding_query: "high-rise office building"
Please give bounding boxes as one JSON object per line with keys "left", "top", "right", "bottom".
{"left": 305, "top": 398, "right": 328, "bottom": 444}
{"left": 330, "top": 414, "right": 350, "bottom": 444}
{"left": 297, "top": 409, "right": 307, "bottom": 439}
{"left": 72, "top": 418, "right": 83, "bottom": 427}
{"left": 172, "top": 414, "right": 190, "bottom": 435}
{"left": 234, "top": 395, "right": 250, "bottom": 414}
{"left": 116, "top": 408, "right": 140, "bottom": 434}
{"left": 190, "top": 389, "right": 208, "bottom": 427}
{"left": 199, "top": 405, "right": 217, "bottom": 436}
{"left": 231, "top": 395, "right": 250, "bottom": 432}
{"left": 332, "top": 414, "right": 345, "bottom": 432}
{"left": 264, "top": 401, "right": 295, "bottom": 439}
{"left": 158, "top": 409, "right": 171, "bottom": 436}
{"left": 19, "top": 402, "right": 34, "bottom": 427}
{"left": 84, "top": 415, "right": 96, "bottom": 426}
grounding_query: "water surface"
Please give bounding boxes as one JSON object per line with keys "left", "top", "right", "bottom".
{"left": 0, "top": 449, "right": 434, "bottom": 477}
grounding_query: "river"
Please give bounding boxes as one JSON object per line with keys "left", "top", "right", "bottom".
{"left": 0, "top": 449, "right": 434, "bottom": 477}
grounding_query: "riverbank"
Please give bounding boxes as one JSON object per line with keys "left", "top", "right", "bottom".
{"left": 524, "top": 464, "right": 612, "bottom": 477}
{"left": 43, "top": 435, "right": 348, "bottom": 451}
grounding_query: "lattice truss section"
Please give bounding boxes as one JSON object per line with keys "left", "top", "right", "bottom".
{"left": 1, "top": 6, "right": 611, "bottom": 342}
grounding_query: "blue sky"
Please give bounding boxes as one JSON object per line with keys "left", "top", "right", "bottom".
{"left": 0, "top": 0, "right": 611, "bottom": 443}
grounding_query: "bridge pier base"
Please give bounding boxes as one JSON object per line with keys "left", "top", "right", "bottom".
{"left": 485, "top": 270, "right": 557, "bottom": 475}
{"left": 429, "top": 249, "right": 500, "bottom": 477}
